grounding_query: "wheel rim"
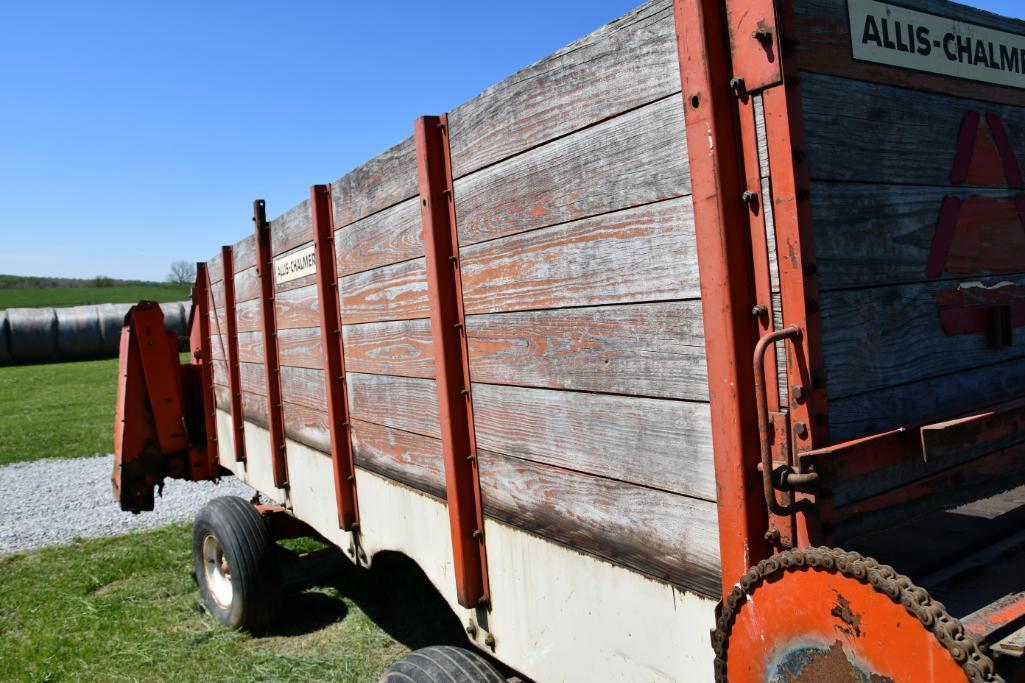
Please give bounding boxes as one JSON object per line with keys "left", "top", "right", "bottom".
{"left": 202, "top": 533, "right": 233, "bottom": 608}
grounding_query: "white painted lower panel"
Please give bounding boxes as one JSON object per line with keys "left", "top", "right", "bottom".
{"left": 212, "top": 409, "right": 718, "bottom": 682}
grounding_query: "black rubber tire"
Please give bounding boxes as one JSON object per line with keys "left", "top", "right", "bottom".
{"left": 379, "top": 646, "right": 505, "bottom": 683}
{"left": 192, "top": 496, "right": 282, "bottom": 632}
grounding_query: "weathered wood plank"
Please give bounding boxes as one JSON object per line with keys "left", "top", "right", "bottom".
{"left": 812, "top": 183, "right": 1025, "bottom": 291}
{"left": 270, "top": 199, "right": 311, "bottom": 257}
{"left": 802, "top": 72, "right": 1025, "bottom": 186}
{"left": 478, "top": 449, "right": 721, "bottom": 597}
{"left": 233, "top": 266, "right": 260, "bottom": 304}
{"left": 281, "top": 401, "right": 330, "bottom": 453}
{"left": 471, "top": 383, "right": 715, "bottom": 501}
{"left": 460, "top": 197, "right": 698, "bottom": 314}
{"left": 466, "top": 301, "right": 707, "bottom": 400}
{"left": 342, "top": 318, "right": 435, "bottom": 379}
{"left": 208, "top": 252, "right": 224, "bottom": 285}
{"left": 330, "top": 137, "right": 418, "bottom": 229}
{"left": 793, "top": 0, "right": 1025, "bottom": 108}
{"left": 233, "top": 234, "right": 256, "bottom": 272}
{"left": 453, "top": 95, "right": 690, "bottom": 247}
{"left": 214, "top": 384, "right": 231, "bottom": 413}
{"left": 821, "top": 274, "right": 1025, "bottom": 401}
{"left": 212, "top": 359, "right": 228, "bottom": 388}
{"left": 338, "top": 258, "right": 429, "bottom": 325}
{"left": 279, "top": 365, "right": 326, "bottom": 411}
{"left": 241, "top": 389, "right": 267, "bottom": 425}
{"left": 238, "top": 360, "right": 267, "bottom": 397}
{"left": 351, "top": 419, "right": 446, "bottom": 500}
{"left": 828, "top": 356, "right": 1025, "bottom": 443}
{"left": 335, "top": 197, "right": 423, "bottom": 277}
{"left": 274, "top": 284, "right": 321, "bottom": 330}
{"left": 236, "top": 299, "right": 262, "bottom": 334}
{"left": 345, "top": 372, "right": 440, "bottom": 439}
{"left": 447, "top": 0, "right": 679, "bottom": 178}
{"left": 238, "top": 327, "right": 322, "bottom": 369}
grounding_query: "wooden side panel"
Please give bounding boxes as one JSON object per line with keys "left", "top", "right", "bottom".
{"left": 335, "top": 197, "right": 422, "bottom": 277}
{"left": 351, "top": 419, "right": 446, "bottom": 500}
{"left": 798, "top": 65, "right": 1025, "bottom": 441}
{"left": 339, "top": 258, "right": 429, "bottom": 325}
{"left": 345, "top": 372, "right": 439, "bottom": 440}
{"left": 477, "top": 450, "right": 721, "bottom": 597}
{"left": 342, "top": 319, "right": 434, "bottom": 379}
{"left": 466, "top": 301, "right": 707, "bottom": 401}
{"left": 331, "top": 137, "right": 418, "bottom": 229}
{"left": 447, "top": 0, "right": 680, "bottom": 178}
{"left": 471, "top": 383, "right": 715, "bottom": 501}
{"left": 453, "top": 96, "right": 690, "bottom": 248}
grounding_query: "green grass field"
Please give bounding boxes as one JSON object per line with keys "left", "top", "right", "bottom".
{"left": 0, "top": 284, "right": 190, "bottom": 309}
{"left": 0, "top": 357, "right": 119, "bottom": 466}
{"left": 0, "top": 526, "right": 471, "bottom": 682}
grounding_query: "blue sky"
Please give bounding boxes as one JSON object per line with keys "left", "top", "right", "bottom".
{"left": 0, "top": 0, "right": 1023, "bottom": 281}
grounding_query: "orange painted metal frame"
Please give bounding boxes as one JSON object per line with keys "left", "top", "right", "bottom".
{"left": 253, "top": 200, "right": 289, "bottom": 489}
{"left": 414, "top": 114, "right": 490, "bottom": 609}
{"left": 674, "top": 0, "right": 768, "bottom": 597}
{"left": 220, "top": 246, "right": 247, "bottom": 463}
{"left": 310, "top": 183, "right": 359, "bottom": 531}
{"left": 193, "top": 264, "right": 219, "bottom": 479}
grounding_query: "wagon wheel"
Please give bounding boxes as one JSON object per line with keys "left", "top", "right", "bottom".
{"left": 713, "top": 547, "right": 999, "bottom": 683}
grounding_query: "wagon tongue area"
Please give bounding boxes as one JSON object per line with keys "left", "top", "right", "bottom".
{"left": 112, "top": 296, "right": 217, "bottom": 512}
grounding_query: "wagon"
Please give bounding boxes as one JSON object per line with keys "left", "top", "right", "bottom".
{"left": 112, "top": 0, "right": 1025, "bottom": 680}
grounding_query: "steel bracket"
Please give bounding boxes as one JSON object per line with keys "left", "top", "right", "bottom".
{"left": 726, "top": 0, "right": 783, "bottom": 92}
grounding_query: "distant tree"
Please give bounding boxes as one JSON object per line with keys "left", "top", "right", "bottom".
{"left": 167, "top": 261, "right": 196, "bottom": 285}
{"left": 92, "top": 275, "right": 114, "bottom": 287}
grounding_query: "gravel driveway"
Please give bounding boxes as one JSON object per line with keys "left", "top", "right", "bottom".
{"left": 0, "top": 454, "right": 253, "bottom": 556}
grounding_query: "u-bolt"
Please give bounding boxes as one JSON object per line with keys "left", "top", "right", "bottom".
{"left": 753, "top": 325, "right": 815, "bottom": 517}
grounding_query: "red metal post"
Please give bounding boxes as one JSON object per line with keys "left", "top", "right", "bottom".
{"left": 221, "top": 246, "right": 247, "bottom": 463}
{"left": 193, "top": 264, "right": 219, "bottom": 479}
{"left": 674, "top": 0, "right": 768, "bottom": 597}
{"left": 310, "top": 184, "right": 359, "bottom": 531}
{"left": 414, "top": 114, "right": 490, "bottom": 609}
{"left": 253, "top": 200, "right": 289, "bottom": 489}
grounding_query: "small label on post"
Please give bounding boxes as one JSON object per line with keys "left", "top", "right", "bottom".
{"left": 274, "top": 244, "right": 316, "bottom": 285}
{"left": 848, "top": 0, "right": 1025, "bottom": 90}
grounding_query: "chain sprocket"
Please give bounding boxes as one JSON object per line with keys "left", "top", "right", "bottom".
{"left": 712, "top": 546, "right": 1000, "bottom": 682}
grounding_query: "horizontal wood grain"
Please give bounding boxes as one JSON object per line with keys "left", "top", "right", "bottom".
{"left": 274, "top": 284, "right": 321, "bottom": 330}
{"left": 208, "top": 253, "right": 223, "bottom": 285}
{"left": 236, "top": 299, "right": 262, "bottom": 334}
{"left": 453, "top": 95, "right": 690, "bottom": 247}
{"left": 270, "top": 199, "right": 311, "bottom": 257}
{"left": 828, "top": 356, "right": 1025, "bottom": 443}
{"left": 460, "top": 197, "right": 698, "bottom": 314}
{"left": 233, "top": 267, "right": 260, "bottom": 303}
{"left": 214, "top": 385, "right": 231, "bottom": 413}
{"left": 241, "top": 389, "right": 267, "bottom": 425}
{"left": 342, "top": 318, "right": 435, "bottom": 378}
{"left": 279, "top": 365, "right": 326, "bottom": 411}
{"left": 466, "top": 301, "right": 707, "bottom": 400}
{"left": 351, "top": 419, "right": 446, "bottom": 500}
{"left": 802, "top": 72, "right": 1025, "bottom": 186}
{"left": 811, "top": 183, "right": 1024, "bottom": 291}
{"left": 331, "top": 136, "right": 418, "bottom": 229}
{"left": 471, "top": 383, "right": 715, "bottom": 501}
{"left": 212, "top": 359, "right": 228, "bottom": 387}
{"left": 793, "top": 0, "right": 1025, "bottom": 108}
{"left": 821, "top": 274, "right": 1025, "bottom": 401}
{"left": 238, "top": 360, "right": 267, "bottom": 396}
{"left": 237, "top": 327, "right": 322, "bottom": 369}
{"left": 339, "top": 258, "right": 429, "bottom": 325}
{"left": 335, "top": 197, "right": 423, "bottom": 277}
{"left": 478, "top": 449, "right": 721, "bottom": 597}
{"left": 233, "top": 234, "right": 256, "bottom": 272}
{"left": 447, "top": 0, "right": 679, "bottom": 178}
{"left": 345, "top": 372, "right": 440, "bottom": 439}
{"left": 281, "top": 400, "right": 330, "bottom": 453}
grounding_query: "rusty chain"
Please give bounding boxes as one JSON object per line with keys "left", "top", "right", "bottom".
{"left": 711, "top": 546, "right": 1000, "bottom": 683}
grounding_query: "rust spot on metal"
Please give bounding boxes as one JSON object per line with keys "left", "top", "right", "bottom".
{"left": 831, "top": 592, "right": 863, "bottom": 638}
{"left": 777, "top": 641, "right": 893, "bottom": 683}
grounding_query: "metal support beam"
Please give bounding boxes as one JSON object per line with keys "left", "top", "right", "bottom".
{"left": 310, "top": 184, "right": 359, "bottom": 531}
{"left": 253, "top": 200, "right": 289, "bottom": 489}
{"left": 674, "top": 0, "right": 767, "bottom": 598}
{"left": 221, "top": 246, "right": 247, "bottom": 463}
{"left": 414, "top": 114, "right": 490, "bottom": 609}
{"left": 193, "top": 264, "right": 219, "bottom": 479}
